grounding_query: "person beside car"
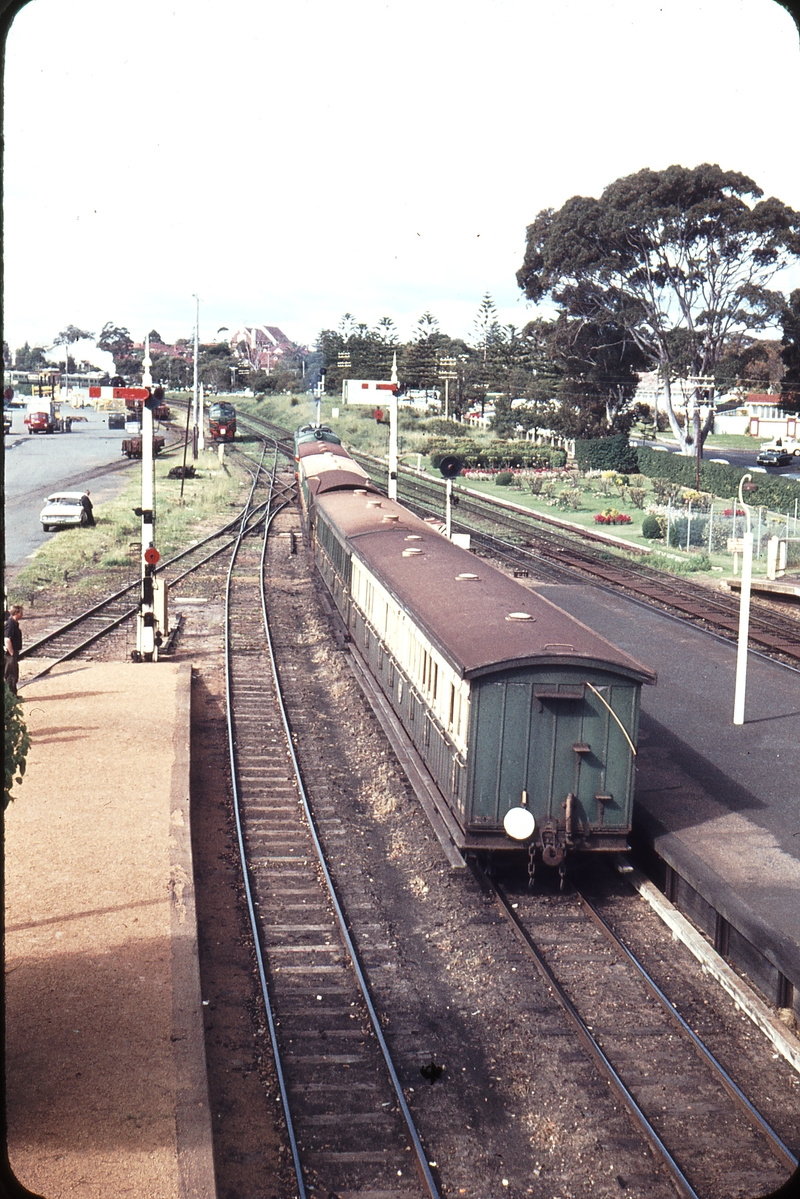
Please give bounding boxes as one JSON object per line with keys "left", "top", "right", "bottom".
{"left": 80, "top": 490, "right": 95, "bottom": 527}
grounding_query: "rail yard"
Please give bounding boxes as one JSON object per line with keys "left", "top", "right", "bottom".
{"left": 6, "top": 417, "right": 800, "bottom": 1199}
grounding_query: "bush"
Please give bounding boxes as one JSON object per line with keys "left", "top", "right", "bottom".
{"left": 668, "top": 515, "right": 709, "bottom": 548}
{"left": 574, "top": 434, "right": 639, "bottom": 473}
{"left": 650, "top": 551, "right": 711, "bottom": 575}
{"left": 641, "top": 514, "right": 662, "bottom": 539}
{"left": 425, "top": 438, "right": 566, "bottom": 472}
{"left": 4, "top": 686, "right": 30, "bottom": 809}
{"left": 495, "top": 471, "right": 514, "bottom": 486}
{"left": 557, "top": 487, "right": 583, "bottom": 511}
{"left": 628, "top": 487, "right": 647, "bottom": 509}
{"left": 636, "top": 446, "right": 800, "bottom": 510}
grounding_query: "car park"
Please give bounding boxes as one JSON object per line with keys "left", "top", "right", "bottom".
{"left": 40, "top": 492, "right": 89, "bottom": 532}
{"left": 755, "top": 446, "right": 792, "bottom": 466}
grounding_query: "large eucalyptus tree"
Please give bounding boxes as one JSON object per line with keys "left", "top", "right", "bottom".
{"left": 517, "top": 164, "right": 800, "bottom": 454}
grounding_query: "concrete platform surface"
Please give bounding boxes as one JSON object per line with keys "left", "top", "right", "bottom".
{"left": 536, "top": 583, "right": 800, "bottom": 1004}
{"left": 4, "top": 660, "right": 215, "bottom": 1199}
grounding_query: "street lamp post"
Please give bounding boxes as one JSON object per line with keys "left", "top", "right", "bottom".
{"left": 733, "top": 474, "right": 756, "bottom": 726}
{"left": 192, "top": 294, "right": 200, "bottom": 459}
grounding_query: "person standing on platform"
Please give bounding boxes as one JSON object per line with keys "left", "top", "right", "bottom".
{"left": 4, "top": 605, "right": 23, "bottom": 695}
{"left": 80, "top": 489, "right": 95, "bottom": 527}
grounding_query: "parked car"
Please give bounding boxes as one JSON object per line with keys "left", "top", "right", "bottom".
{"left": 759, "top": 437, "right": 800, "bottom": 457}
{"left": 108, "top": 412, "right": 126, "bottom": 429}
{"left": 40, "top": 492, "right": 89, "bottom": 532}
{"left": 4, "top": 409, "right": 12, "bottom": 435}
{"left": 755, "top": 446, "right": 792, "bottom": 466}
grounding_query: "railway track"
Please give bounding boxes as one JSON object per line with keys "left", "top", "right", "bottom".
{"left": 225, "top": 459, "right": 439, "bottom": 1198}
{"left": 17, "top": 444, "right": 294, "bottom": 679}
{"left": 478, "top": 864, "right": 798, "bottom": 1199}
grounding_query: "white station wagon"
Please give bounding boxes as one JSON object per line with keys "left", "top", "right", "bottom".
{"left": 40, "top": 492, "right": 89, "bottom": 532}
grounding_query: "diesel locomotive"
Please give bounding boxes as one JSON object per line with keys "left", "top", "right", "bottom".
{"left": 295, "top": 425, "right": 656, "bottom": 872}
{"left": 209, "top": 401, "right": 236, "bottom": 442}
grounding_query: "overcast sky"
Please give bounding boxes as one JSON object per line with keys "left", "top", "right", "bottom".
{"left": 3, "top": 0, "right": 800, "bottom": 367}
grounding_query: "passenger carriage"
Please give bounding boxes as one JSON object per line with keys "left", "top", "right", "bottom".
{"left": 301, "top": 467, "right": 656, "bottom": 869}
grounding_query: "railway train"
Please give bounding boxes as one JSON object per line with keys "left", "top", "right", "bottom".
{"left": 209, "top": 401, "right": 236, "bottom": 442}
{"left": 294, "top": 423, "right": 656, "bottom": 873}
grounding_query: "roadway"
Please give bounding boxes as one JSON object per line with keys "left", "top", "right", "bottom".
{"left": 3, "top": 403, "right": 137, "bottom": 578}
{"left": 633, "top": 435, "right": 800, "bottom": 480}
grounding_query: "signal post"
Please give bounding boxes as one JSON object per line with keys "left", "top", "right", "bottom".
{"left": 130, "top": 341, "right": 168, "bottom": 660}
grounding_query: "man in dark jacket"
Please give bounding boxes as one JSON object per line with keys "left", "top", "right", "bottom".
{"left": 4, "top": 604, "right": 23, "bottom": 694}
{"left": 80, "top": 490, "right": 95, "bottom": 526}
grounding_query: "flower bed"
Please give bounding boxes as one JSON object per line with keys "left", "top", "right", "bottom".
{"left": 594, "top": 509, "right": 632, "bottom": 525}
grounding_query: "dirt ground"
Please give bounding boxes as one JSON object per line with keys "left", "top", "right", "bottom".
{"left": 4, "top": 657, "right": 214, "bottom": 1199}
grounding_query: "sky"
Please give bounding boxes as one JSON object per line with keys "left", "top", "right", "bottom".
{"left": 3, "top": 0, "right": 800, "bottom": 370}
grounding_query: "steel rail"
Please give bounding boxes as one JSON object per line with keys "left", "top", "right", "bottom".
{"left": 223, "top": 442, "right": 309, "bottom": 1198}
{"left": 17, "top": 441, "right": 285, "bottom": 690}
{"left": 255, "top": 487, "right": 442, "bottom": 1199}
{"left": 574, "top": 888, "right": 799, "bottom": 1172}
{"left": 20, "top": 494, "right": 271, "bottom": 661}
{"left": 485, "top": 873, "right": 702, "bottom": 1199}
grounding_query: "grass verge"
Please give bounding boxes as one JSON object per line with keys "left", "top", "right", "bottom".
{"left": 9, "top": 446, "right": 253, "bottom": 607}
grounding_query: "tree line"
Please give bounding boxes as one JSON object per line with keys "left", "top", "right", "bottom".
{"left": 6, "top": 166, "right": 799, "bottom": 455}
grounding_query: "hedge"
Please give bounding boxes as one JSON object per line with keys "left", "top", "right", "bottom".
{"left": 635, "top": 446, "right": 800, "bottom": 511}
{"left": 574, "top": 434, "right": 639, "bottom": 473}
{"left": 423, "top": 438, "right": 567, "bottom": 470}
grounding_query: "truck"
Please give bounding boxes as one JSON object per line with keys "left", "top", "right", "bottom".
{"left": 24, "top": 399, "right": 71, "bottom": 434}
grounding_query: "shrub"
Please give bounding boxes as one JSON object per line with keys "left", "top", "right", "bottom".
{"left": 628, "top": 487, "right": 647, "bottom": 509}
{"left": 495, "top": 471, "right": 514, "bottom": 486}
{"left": 636, "top": 446, "right": 800, "bottom": 510}
{"left": 641, "top": 514, "right": 662, "bottom": 539}
{"left": 4, "top": 686, "right": 30, "bottom": 809}
{"left": 574, "top": 434, "right": 639, "bottom": 473}
{"left": 557, "top": 487, "right": 583, "bottom": 511}
{"left": 650, "top": 476, "right": 681, "bottom": 503}
{"left": 668, "top": 515, "right": 709, "bottom": 548}
{"left": 528, "top": 476, "right": 543, "bottom": 495}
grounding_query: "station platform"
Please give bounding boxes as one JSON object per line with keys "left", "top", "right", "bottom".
{"left": 535, "top": 582, "right": 800, "bottom": 1025}
{"left": 4, "top": 660, "right": 215, "bottom": 1199}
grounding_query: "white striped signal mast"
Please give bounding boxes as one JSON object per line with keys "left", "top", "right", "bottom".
{"left": 342, "top": 352, "right": 400, "bottom": 499}
{"left": 131, "top": 335, "right": 168, "bottom": 662}
{"left": 438, "top": 356, "right": 458, "bottom": 420}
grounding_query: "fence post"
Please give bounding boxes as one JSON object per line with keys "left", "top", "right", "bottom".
{"left": 708, "top": 500, "right": 714, "bottom": 554}
{"left": 756, "top": 506, "right": 762, "bottom": 559}
{"left": 667, "top": 497, "right": 672, "bottom": 548}
{"left": 686, "top": 500, "right": 692, "bottom": 551}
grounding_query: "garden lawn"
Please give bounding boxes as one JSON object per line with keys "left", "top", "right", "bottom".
{"left": 452, "top": 475, "right": 766, "bottom": 581}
